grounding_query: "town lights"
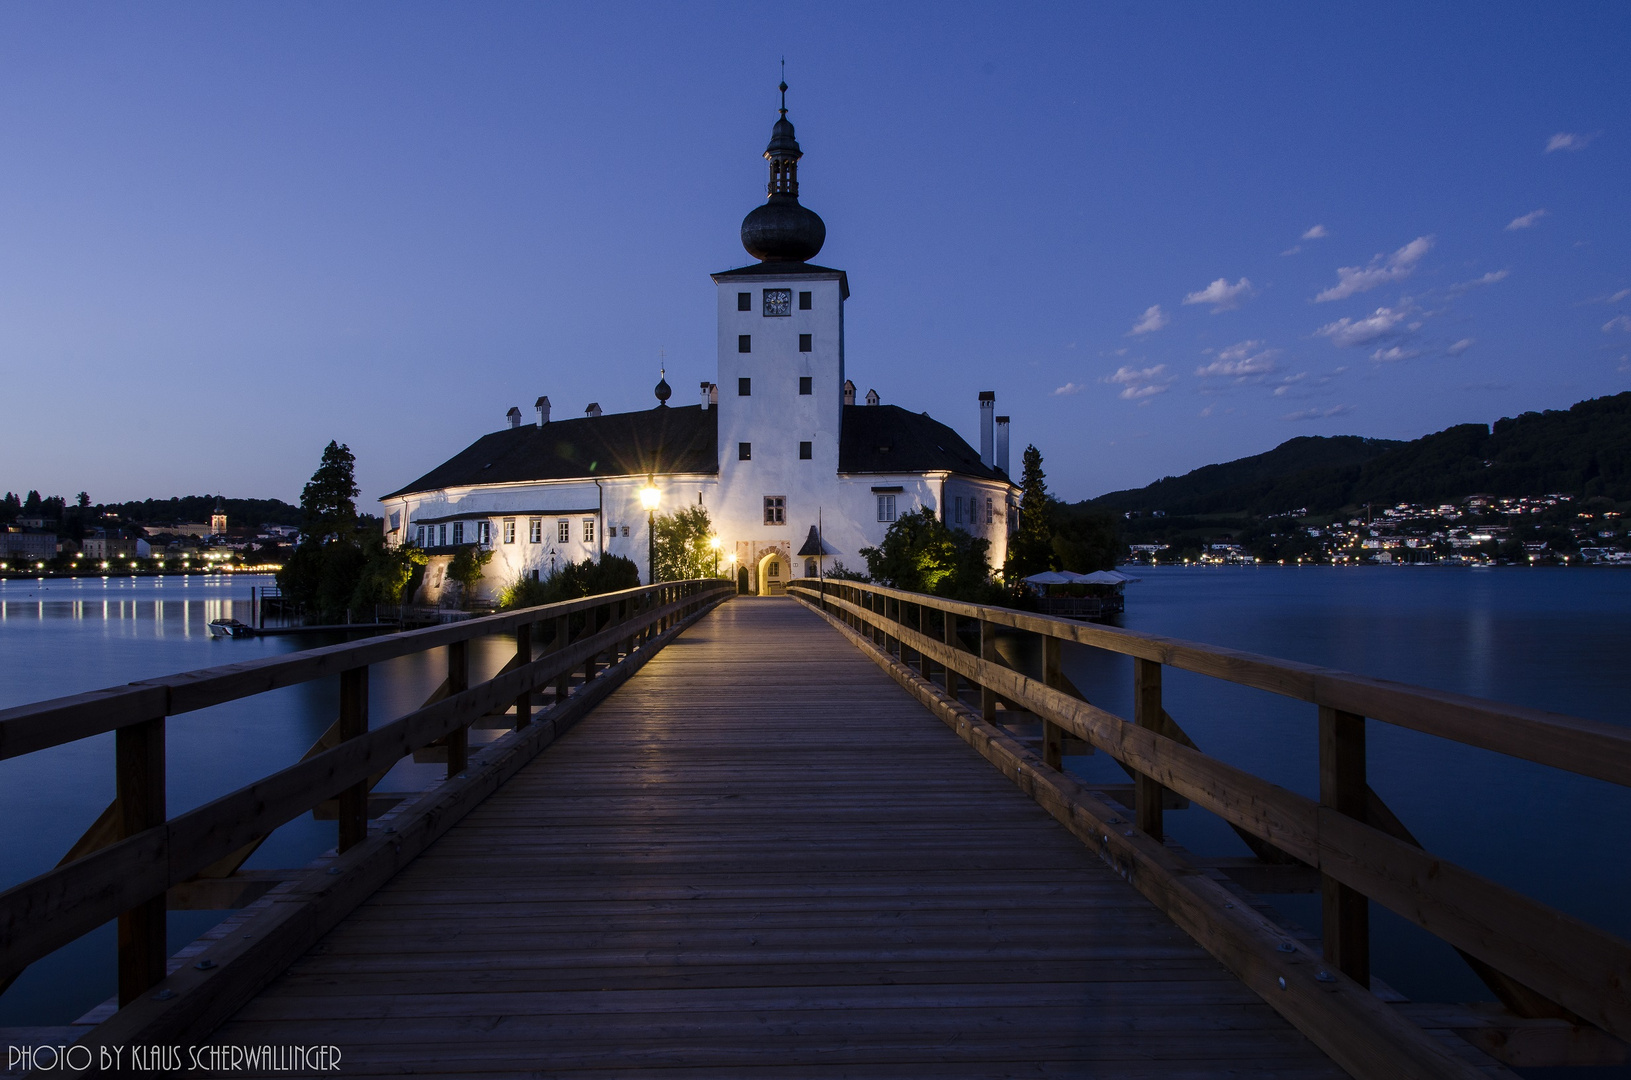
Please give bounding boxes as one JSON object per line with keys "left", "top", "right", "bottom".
{"left": 708, "top": 535, "right": 721, "bottom": 576}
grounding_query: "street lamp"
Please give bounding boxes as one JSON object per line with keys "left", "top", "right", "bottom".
{"left": 639, "top": 478, "right": 661, "bottom": 584}
{"left": 708, "top": 535, "right": 721, "bottom": 577}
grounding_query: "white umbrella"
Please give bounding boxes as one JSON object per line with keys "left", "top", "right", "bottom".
{"left": 1080, "top": 570, "right": 1140, "bottom": 585}
{"left": 1023, "top": 571, "right": 1079, "bottom": 586}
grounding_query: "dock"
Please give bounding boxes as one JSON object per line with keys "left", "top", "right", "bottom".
{"left": 1, "top": 579, "right": 1627, "bottom": 1077}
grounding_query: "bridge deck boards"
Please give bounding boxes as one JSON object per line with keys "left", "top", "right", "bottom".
{"left": 210, "top": 598, "right": 1345, "bottom": 1077}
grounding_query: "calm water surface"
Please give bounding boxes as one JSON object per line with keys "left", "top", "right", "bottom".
{"left": 1, "top": 568, "right": 1626, "bottom": 1026}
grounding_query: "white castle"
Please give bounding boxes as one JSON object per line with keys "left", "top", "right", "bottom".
{"left": 382, "top": 83, "right": 1018, "bottom": 601}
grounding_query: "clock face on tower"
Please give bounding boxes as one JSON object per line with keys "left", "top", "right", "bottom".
{"left": 763, "top": 289, "right": 792, "bottom": 317}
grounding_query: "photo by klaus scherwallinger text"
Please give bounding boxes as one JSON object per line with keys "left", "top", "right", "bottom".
{"left": 7, "top": 1042, "right": 343, "bottom": 1073}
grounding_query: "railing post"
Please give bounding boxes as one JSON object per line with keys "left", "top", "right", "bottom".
{"left": 943, "top": 609, "right": 960, "bottom": 701}
{"left": 513, "top": 623, "right": 532, "bottom": 729}
{"left": 584, "top": 603, "right": 603, "bottom": 683}
{"left": 915, "top": 603, "right": 928, "bottom": 677}
{"left": 446, "top": 639, "right": 468, "bottom": 777}
{"left": 979, "top": 618, "right": 997, "bottom": 723}
{"left": 116, "top": 715, "right": 165, "bottom": 1006}
{"left": 338, "top": 666, "right": 369, "bottom": 851}
{"left": 1134, "top": 657, "right": 1163, "bottom": 840}
{"left": 554, "top": 614, "right": 572, "bottom": 702}
{"left": 1320, "top": 705, "right": 1370, "bottom": 986}
{"left": 1042, "top": 636, "right": 1064, "bottom": 770}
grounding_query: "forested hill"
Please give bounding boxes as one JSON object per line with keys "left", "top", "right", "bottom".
{"left": 99, "top": 496, "right": 303, "bottom": 528}
{"left": 1087, "top": 391, "right": 1631, "bottom": 516}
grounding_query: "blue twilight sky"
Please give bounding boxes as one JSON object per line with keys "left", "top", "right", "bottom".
{"left": 1, "top": 3, "right": 1627, "bottom": 507}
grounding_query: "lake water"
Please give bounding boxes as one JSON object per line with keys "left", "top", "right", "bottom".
{"left": 1, "top": 569, "right": 1627, "bottom": 1029}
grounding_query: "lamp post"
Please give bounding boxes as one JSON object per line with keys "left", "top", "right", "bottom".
{"left": 708, "top": 535, "right": 721, "bottom": 578}
{"left": 639, "top": 479, "right": 661, "bottom": 584}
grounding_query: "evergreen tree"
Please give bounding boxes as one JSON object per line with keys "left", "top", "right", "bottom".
{"left": 1006, "top": 444, "right": 1055, "bottom": 579}
{"left": 300, "top": 441, "right": 359, "bottom": 543}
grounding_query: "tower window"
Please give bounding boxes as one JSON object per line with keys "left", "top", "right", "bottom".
{"left": 738, "top": 334, "right": 751, "bottom": 353}
{"left": 737, "top": 292, "right": 751, "bottom": 311}
{"left": 877, "top": 495, "right": 897, "bottom": 522}
{"left": 799, "top": 441, "right": 812, "bottom": 459}
{"left": 799, "top": 334, "right": 812, "bottom": 352}
{"left": 799, "top": 376, "right": 812, "bottom": 395}
{"left": 763, "top": 496, "right": 786, "bottom": 525}
{"left": 739, "top": 442, "right": 751, "bottom": 461}
{"left": 799, "top": 291, "right": 812, "bottom": 310}
{"left": 739, "top": 377, "right": 751, "bottom": 396}
{"left": 763, "top": 289, "right": 792, "bottom": 316}
{"left": 954, "top": 496, "right": 963, "bottom": 524}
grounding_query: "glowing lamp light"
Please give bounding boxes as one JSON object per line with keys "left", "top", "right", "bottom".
{"left": 708, "top": 536, "right": 721, "bottom": 550}
{"left": 638, "top": 482, "right": 661, "bottom": 512}
{"left": 100, "top": 561, "right": 109, "bottom": 569}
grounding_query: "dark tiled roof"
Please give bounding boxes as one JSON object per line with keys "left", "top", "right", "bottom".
{"left": 384, "top": 401, "right": 1009, "bottom": 500}
{"left": 384, "top": 405, "right": 719, "bottom": 499}
{"left": 839, "top": 405, "right": 1010, "bottom": 483}
{"left": 710, "top": 261, "right": 850, "bottom": 300}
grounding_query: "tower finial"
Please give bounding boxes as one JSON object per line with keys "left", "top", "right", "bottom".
{"left": 779, "top": 59, "right": 787, "bottom": 117}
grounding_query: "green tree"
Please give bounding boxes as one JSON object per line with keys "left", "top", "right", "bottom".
{"left": 446, "top": 544, "right": 494, "bottom": 607}
{"left": 652, "top": 505, "right": 716, "bottom": 582}
{"left": 350, "top": 533, "right": 427, "bottom": 614}
{"left": 1050, "top": 503, "right": 1123, "bottom": 572}
{"left": 501, "top": 554, "right": 642, "bottom": 609}
{"left": 859, "top": 508, "right": 1002, "bottom": 601}
{"left": 1006, "top": 444, "right": 1054, "bottom": 580}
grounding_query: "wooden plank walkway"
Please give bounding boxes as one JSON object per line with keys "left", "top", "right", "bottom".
{"left": 209, "top": 598, "right": 1347, "bottom": 1078}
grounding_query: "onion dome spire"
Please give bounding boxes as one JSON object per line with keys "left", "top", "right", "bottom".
{"left": 654, "top": 362, "right": 671, "bottom": 407}
{"left": 740, "top": 77, "right": 826, "bottom": 263}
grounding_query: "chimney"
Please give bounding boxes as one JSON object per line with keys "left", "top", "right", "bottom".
{"left": 979, "top": 391, "right": 995, "bottom": 467}
{"left": 708, "top": 383, "right": 718, "bottom": 407}
{"left": 995, "top": 416, "right": 1010, "bottom": 475}
{"left": 700, "top": 381, "right": 712, "bottom": 410}
{"left": 506, "top": 406, "right": 522, "bottom": 429}
{"left": 586, "top": 402, "right": 602, "bottom": 417}
{"left": 535, "top": 396, "right": 551, "bottom": 426}
{"left": 865, "top": 388, "right": 880, "bottom": 406}
{"left": 842, "top": 379, "right": 856, "bottom": 406}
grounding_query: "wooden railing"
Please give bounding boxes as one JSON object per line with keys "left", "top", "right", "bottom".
{"left": 0, "top": 578, "right": 732, "bottom": 1011}
{"left": 789, "top": 579, "right": 1631, "bottom": 1078}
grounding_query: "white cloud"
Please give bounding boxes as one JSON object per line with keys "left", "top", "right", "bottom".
{"left": 1370, "top": 345, "right": 1420, "bottom": 363}
{"left": 1127, "top": 304, "right": 1168, "bottom": 336}
{"left": 1315, "top": 305, "right": 1410, "bottom": 347}
{"left": 1283, "top": 404, "right": 1353, "bottom": 422}
{"left": 1608, "top": 289, "right": 1631, "bottom": 304}
{"left": 1604, "top": 315, "right": 1631, "bottom": 334}
{"left": 1281, "top": 245, "right": 1301, "bottom": 257}
{"left": 1506, "top": 209, "right": 1548, "bottom": 231}
{"left": 1104, "top": 364, "right": 1175, "bottom": 400}
{"left": 1052, "top": 382, "right": 1086, "bottom": 396}
{"left": 1314, "top": 236, "right": 1433, "bottom": 302}
{"left": 1271, "top": 373, "right": 1308, "bottom": 396}
{"left": 1195, "top": 340, "right": 1278, "bottom": 377}
{"left": 1448, "top": 269, "right": 1509, "bottom": 297}
{"left": 1302, "top": 224, "right": 1329, "bottom": 240}
{"left": 1182, "top": 277, "right": 1255, "bottom": 312}
{"left": 1447, "top": 338, "right": 1475, "bottom": 356}
{"left": 1546, "top": 132, "right": 1596, "bottom": 153}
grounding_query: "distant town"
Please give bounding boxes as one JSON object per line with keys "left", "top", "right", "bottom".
{"left": 1122, "top": 492, "right": 1629, "bottom": 567}
{"left": 0, "top": 492, "right": 312, "bottom": 576}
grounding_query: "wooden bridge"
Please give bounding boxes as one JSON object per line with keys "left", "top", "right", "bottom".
{"left": 1, "top": 579, "right": 1628, "bottom": 1077}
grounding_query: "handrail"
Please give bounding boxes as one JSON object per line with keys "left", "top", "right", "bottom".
{"left": 786, "top": 579, "right": 1631, "bottom": 1048}
{"left": 0, "top": 582, "right": 723, "bottom": 761}
{"left": 0, "top": 578, "right": 733, "bottom": 1007}
{"left": 790, "top": 579, "right": 1631, "bottom": 788}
